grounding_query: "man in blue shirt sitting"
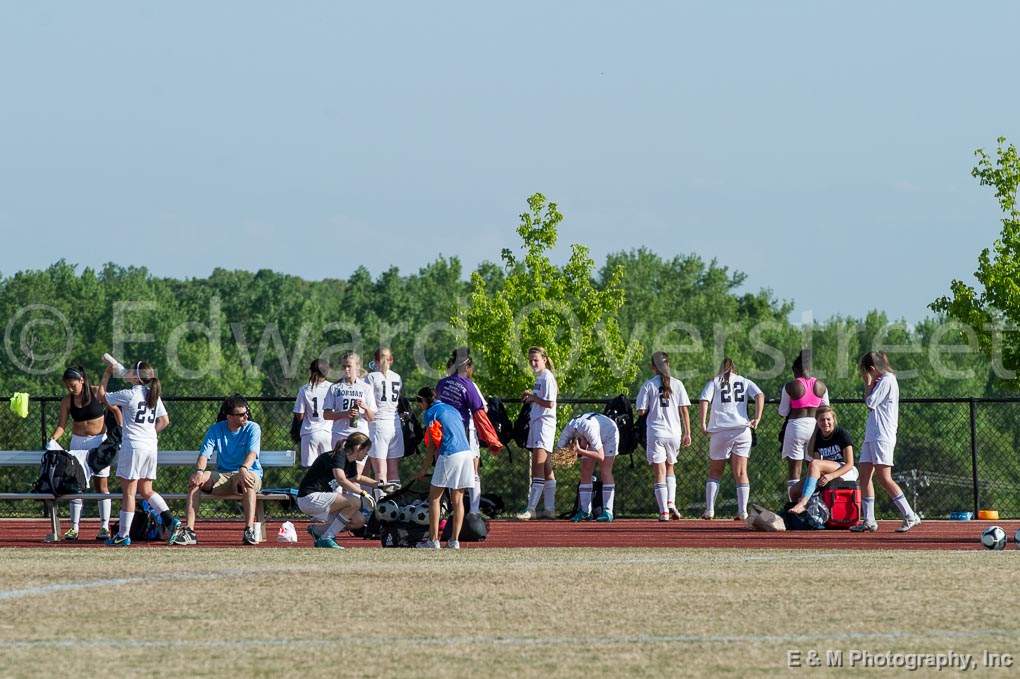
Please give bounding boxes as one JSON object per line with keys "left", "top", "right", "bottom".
{"left": 170, "top": 395, "right": 263, "bottom": 546}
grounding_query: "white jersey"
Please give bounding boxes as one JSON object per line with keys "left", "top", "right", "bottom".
{"left": 557, "top": 413, "right": 617, "bottom": 452}
{"left": 105, "top": 385, "right": 167, "bottom": 452}
{"left": 864, "top": 372, "right": 899, "bottom": 443}
{"left": 293, "top": 380, "right": 333, "bottom": 436}
{"left": 699, "top": 374, "right": 762, "bottom": 432}
{"left": 636, "top": 375, "right": 691, "bottom": 438}
{"left": 365, "top": 370, "right": 402, "bottom": 425}
{"left": 530, "top": 369, "right": 557, "bottom": 422}
{"left": 324, "top": 379, "right": 376, "bottom": 439}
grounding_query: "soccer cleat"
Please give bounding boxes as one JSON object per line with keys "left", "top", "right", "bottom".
{"left": 734, "top": 513, "right": 749, "bottom": 521}
{"left": 106, "top": 534, "right": 131, "bottom": 547}
{"left": 896, "top": 514, "right": 922, "bottom": 533}
{"left": 570, "top": 510, "right": 592, "bottom": 523}
{"left": 668, "top": 506, "right": 683, "bottom": 520}
{"left": 596, "top": 509, "right": 614, "bottom": 523}
{"left": 658, "top": 512, "right": 670, "bottom": 522}
{"left": 164, "top": 518, "right": 181, "bottom": 544}
{"left": 701, "top": 512, "right": 714, "bottom": 520}
{"left": 414, "top": 538, "right": 441, "bottom": 549}
{"left": 63, "top": 528, "right": 79, "bottom": 542}
{"left": 95, "top": 527, "right": 111, "bottom": 541}
{"left": 537, "top": 509, "right": 557, "bottom": 520}
{"left": 314, "top": 537, "right": 344, "bottom": 549}
{"left": 306, "top": 522, "right": 325, "bottom": 540}
{"left": 446, "top": 540, "right": 460, "bottom": 550}
{"left": 515, "top": 510, "right": 534, "bottom": 521}
{"left": 242, "top": 526, "right": 258, "bottom": 545}
{"left": 850, "top": 522, "right": 879, "bottom": 533}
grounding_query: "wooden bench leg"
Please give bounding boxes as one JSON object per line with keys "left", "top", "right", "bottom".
{"left": 255, "top": 500, "right": 267, "bottom": 543}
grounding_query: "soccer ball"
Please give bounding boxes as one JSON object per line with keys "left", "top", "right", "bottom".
{"left": 981, "top": 526, "right": 1006, "bottom": 550}
{"left": 1015, "top": 528, "right": 1020, "bottom": 548}
{"left": 375, "top": 500, "right": 400, "bottom": 523}
{"left": 412, "top": 505, "right": 429, "bottom": 526}
{"left": 398, "top": 505, "right": 413, "bottom": 523}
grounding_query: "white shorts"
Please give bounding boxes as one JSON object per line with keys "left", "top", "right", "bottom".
{"left": 859, "top": 440, "right": 895, "bottom": 467}
{"left": 527, "top": 417, "right": 557, "bottom": 451}
{"left": 431, "top": 451, "right": 475, "bottom": 489}
{"left": 782, "top": 417, "right": 817, "bottom": 461}
{"left": 369, "top": 421, "right": 404, "bottom": 460}
{"left": 646, "top": 435, "right": 681, "bottom": 465}
{"left": 601, "top": 428, "right": 620, "bottom": 458}
{"left": 116, "top": 442, "right": 157, "bottom": 481}
{"left": 296, "top": 491, "right": 339, "bottom": 522}
{"left": 805, "top": 457, "right": 861, "bottom": 483}
{"left": 709, "top": 428, "right": 752, "bottom": 461}
{"left": 71, "top": 432, "right": 111, "bottom": 478}
{"left": 300, "top": 430, "right": 333, "bottom": 468}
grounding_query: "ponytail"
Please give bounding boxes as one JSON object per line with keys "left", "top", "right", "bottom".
{"left": 135, "top": 361, "right": 161, "bottom": 409}
{"left": 309, "top": 358, "right": 329, "bottom": 386}
{"left": 529, "top": 346, "right": 554, "bottom": 372}
{"left": 652, "top": 351, "right": 672, "bottom": 400}
{"left": 716, "top": 357, "right": 735, "bottom": 385}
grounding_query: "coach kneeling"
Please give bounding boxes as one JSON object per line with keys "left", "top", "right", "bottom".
{"left": 171, "top": 395, "right": 263, "bottom": 546}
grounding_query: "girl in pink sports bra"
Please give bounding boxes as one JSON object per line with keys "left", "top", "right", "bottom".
{"left": 788, "top": 377, "right": 823, "bottom": 409}
{"left": 778, "top": 351, "right": 828, "bottom": 500}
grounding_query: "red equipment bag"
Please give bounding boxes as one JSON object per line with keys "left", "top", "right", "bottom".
{"left": 821, "top": 479, "right": 861, "bottom": 529}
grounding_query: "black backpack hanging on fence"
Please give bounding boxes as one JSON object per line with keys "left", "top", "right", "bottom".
{"left": 31, "top": 447, "right": 87, "bottom": 495}
{"left": 485, "top": 398, "right": 515, "bottom": 447}
{"left": 603, "top": 394, "right": 638, "bottom": 454}
{"left": 512, "top": 402, "right": 531, "bottom": 448}
{"left": 398, "top": 396, "right": 424, "bottom": 456}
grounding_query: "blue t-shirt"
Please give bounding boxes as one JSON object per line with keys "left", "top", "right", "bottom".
{"left": 435, "top": 374, "right": 484, "bottom": 428}
{"left": 198, "top": 420, "right": 263, "bottom": 477}
{"left": 424, "top": 402, "right": 470, "bottom": 456}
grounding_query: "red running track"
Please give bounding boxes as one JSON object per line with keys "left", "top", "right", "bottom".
{"left": 3, "top": 518, "right": 1019, "bottom": 550}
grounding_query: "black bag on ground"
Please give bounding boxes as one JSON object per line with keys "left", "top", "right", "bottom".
{"left": 512, "top": 402, "right": 531, "bottom": 448}
{"left": 380, "top": 521, "right": 429, "bottom": 547}
{"left": 485, "top": 398, "right": 515, "bottom": 447}
{"left": 478, "top": 493, "right": 504, "bottom": 519}
{"left": 398, "top": 396, "right": 424, "bottom": 456}
{"left": 442, "top": 511, "right": 488, "bottom": 542}
{"left": 780, "top": 495, "right": 829, "bottom": 530}
{"left": 32, "top": 448, "right": 87, "bottom": 495}
{"left": 570, "top": 479, "right": 604, "bottom": 515}
{"left": 603, "top": 394, "right": 638, "bottom": 454}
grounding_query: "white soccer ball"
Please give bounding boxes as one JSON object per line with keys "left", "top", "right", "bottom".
{"left": 398, "top": 505, "right": 413, "bottom": 523}
{"left": 412, "top": 505, "right": 429, "bottom": 526}
{"left": 981, "top": 525, "right": 1007, "bottom": 550}
{"left": 1014, "top": 528, "right": 1020, "bottom": 548}
{"left": 375, "top": 500, "right": 400, "bottom": 523}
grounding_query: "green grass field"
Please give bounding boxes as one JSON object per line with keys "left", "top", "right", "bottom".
{"left": 1, "top": 548, "right": 1017, "bottom": 678}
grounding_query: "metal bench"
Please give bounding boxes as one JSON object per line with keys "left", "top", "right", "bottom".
{"left": 0, "top": 449, "right": 296, "bottom": 542}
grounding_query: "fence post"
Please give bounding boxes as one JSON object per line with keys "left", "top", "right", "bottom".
{"left": 969, "top": 398, "right": 979, "bottom": 516}
{"left": 40, "top": 399, "right": 47, "bottom": 448}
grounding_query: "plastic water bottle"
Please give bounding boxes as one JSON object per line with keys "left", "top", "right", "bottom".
{"left": 102, "top": 353, "right": 127, "bottom": 377}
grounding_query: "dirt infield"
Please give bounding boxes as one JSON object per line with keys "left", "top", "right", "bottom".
{"left": 3, "top": 517, "right": 1019, "bottom": 550}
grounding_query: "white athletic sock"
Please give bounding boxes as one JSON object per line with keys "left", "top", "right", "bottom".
{"left": 786, "top": 479, "right": 799, "bottom": 501}
{"left": 705, "top": 480, "right": 720, "bottom": 515}
{"left": 735, "top": 483, "right": 749, "bottom": 516}
{"left": 98, "top": 498, "right": 111, "bottom": 529}
{"left": 470, "top": 474, "right": 481, "bottom": 514}
{"left": 862, "top": 497, "right": 876, "bottom": 524}
{"left": 891, "top": 494, "right": 913, "bottom": 519}
{"left": 147, "top": 492, "right": 169, "bottom": 514}
{"left": 543, "top": 479, "right": 557, "bottom": 512}
{"left": 526, "top": 479, "right": 544, "bottom": 511}
{"left": 666, "top": 475, "right": 677, "bottom": 507}
{"left": 322, "top": 513, "right": 348, "bottom": 540}
{"left": 579, "top": 483, "right": 593, "bottom": 514}
{"left": 118, "top": 510, "right": 134, "bottom": 538}
{"left": 602, "top": 484, "right": 615, "bottom": 513}
{"left": 654, "top": 483, "right": 668, "bottom": 514}
{"left": 69, "top": 499, "right": 83, "bottom": 530}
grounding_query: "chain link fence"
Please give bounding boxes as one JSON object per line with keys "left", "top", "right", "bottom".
{"left": 2, "top": 396, "right": 1018, "bottom": 520}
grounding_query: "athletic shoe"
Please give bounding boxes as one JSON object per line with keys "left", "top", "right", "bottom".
{"left": 169, "top": 525, "right": 196, "bottom": 546}
{"left": 242, "top": 526, "right": 258, "bottom": 545}
{"left": 701, "top": 512, "right": 714, "bottom": 520}
{"left": 850, "top": 522, "right": 879, "bottom": 533}
{"left": 570, "top": 510, "right": 592, "bottom": 523}
{"left": 446, "top": 540, "right": 460, "bottom": 550}
{"left": 164, "top": 518, "right": 181, "bottom": 545}
{"left": 537, "top": 509, "right": 557, "bottom": 520}
{"left": 306, "top": 522, "right": 325, "bottom": 540}
{"left": 106, "top": 534, "right": 131, "bottom": 547}
{"left": 515, "top": 510, "right": 534, "bottom": 521}
{"left": 734, "top": 513, "right": 749, "bottom": 521}
{"left": 314, "top": 537, "right": 344, "bottom": 550}
{"left": 63, "top": 528, "right": 79, "bottom": 541}
{"left": 414, "top": 538, "right": 441, "bottom": 549}
{"left": 95, "top": 527, "right": 111, "bottom": 541}
{"left": 668, "top": 506, "right": 683, "bottom": 520}
{"left": 596, "top": 510, "right": 614, "bottom": 523}
{"left": 895, "top": 514, "right": 922, "bottom": 533}
{"left": 658, "top": 513, "right": 670, "bottom": 522}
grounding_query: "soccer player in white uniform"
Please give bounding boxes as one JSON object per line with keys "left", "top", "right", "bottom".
{"left": 293, "top": 359, "right": 333, "bottom": 468}
{"left": 699, "top": 358, "right": 764, "bottom": 521}
{"left": 324, "top": 351, "right": 376, "bottom": 478}
{"left": 559, "top": 412, "right": 619, "bottom": 522}
{"left": 851, "top": 352, "right": 921, "bottom": 533}
{"left": 517, "top": 347, "right": 558, "bottom": 520}
{"left": 365, "top": 347, "right": 403, "bottom": 496}
{"left": 98, "top": 360, "right": 180, "bottom": 546}
{"left": 636, "top": 351, "right": 692, "bottom": 521}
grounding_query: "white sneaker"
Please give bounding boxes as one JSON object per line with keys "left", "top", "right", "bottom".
{"left": 446, "top": 540, "right": 460, "bottom": 550}
{"left": 896, "top": 514, "right": 921, "bottom": 533}
{"left": 734, "top": 513, "right": 748, "bottom": 521}
{"left": 538, "top": 509, "right": 557, "bottom": 520}
{"left": 850, "top": 522, "right": 879, "bottom": 533}
{"left": 701, "top": 511, "right": 714, "bottom": 520}
{"left": 515, "top": 510, "right": 534, "bottom": 521}
{"left": 414, "top": 539, "right": 441, "bottom": 549}
{"left": 658, "top": 512, "right": 670, "bottom": 522}
{"left": 668, "top": 506, "right": 683, "bottom": 520}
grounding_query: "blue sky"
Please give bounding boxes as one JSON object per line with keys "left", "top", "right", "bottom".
{"left": 1, "top": 2, "right": 1017, "bottom": 322}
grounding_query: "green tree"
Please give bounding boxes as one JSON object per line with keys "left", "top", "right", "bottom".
{"left": 932, "top": 136, "right": 1020, "bottom": 388}
{"left": 456, "top": 193, "right": 638, "bottom": 402}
